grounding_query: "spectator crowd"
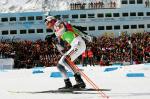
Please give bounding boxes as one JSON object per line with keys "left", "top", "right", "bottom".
{"left": 0, "top": 32, "right": 149, "bottom": 68}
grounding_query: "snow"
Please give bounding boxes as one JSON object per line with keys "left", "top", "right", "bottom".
{"left": 0, "top": 0, "right": 86, "bottom": 13}
{"left": 0, "top": 63, "right": 150, "bottom": 99}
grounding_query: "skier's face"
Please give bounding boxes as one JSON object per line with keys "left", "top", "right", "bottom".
{"left": 47, "top": 21, "right": 55, "bottom": 30}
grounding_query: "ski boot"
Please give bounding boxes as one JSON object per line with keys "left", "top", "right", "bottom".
{"left": 73, "top": 73, "right": 86, "bottom": 89}
{"left": 59, "top": 79, "right": 72, "bottom": 90}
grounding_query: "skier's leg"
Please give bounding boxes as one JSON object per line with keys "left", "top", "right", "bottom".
{"left": 63, "top": 56, "right": 86, "bottom": 89}
{"left": 66, "top": 37, "right": 86, "bottom": 88}
{"left": 57, "top": 47, "right": 82, "bottom": 89}
{"left": 58, "top": 37, "right": 86, "bottom": 73}
{"left": 57, "top": 64, "right": 72, "bottom": 89}
{"left": 58, "top": 55, "right": 76, "bottom": 74}
{"left": 58, "top": 36, "right": 86, "bottom": 89}
{"left": 57, "top": 64, "right": 69, "bottom": 80}
{"left": 59, "top": 37, "right": 86, "bottom": 72}
{"left": 73, "top": 73, "right": 86, "bottom": 88}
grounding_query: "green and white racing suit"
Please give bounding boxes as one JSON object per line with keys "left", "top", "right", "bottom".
{"left": 54, "top": 21, "right": 86, "bottom": 79}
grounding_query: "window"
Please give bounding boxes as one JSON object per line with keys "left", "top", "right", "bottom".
{"left": 28, "top": 16, "right": 34, "bottom": 21}
{"left": 37, "top": 29, "right": 43, "bottom": 33}
{"left": 146, "top": 12, "right": 150, "bottom": 16}
{"left": 147, "top": 24, "right": 150, "bottom": 28}
{"left": 1, "top": 18, "right": 8, "bottom": 22}
{"left": 46, "top": 29, "right": 53, "bottom": 33}
{"left": 137, "top": 0, "right": 143, "bottom": 4}
{"left": 129, "top": 0, "right": 135, "bottom": 4}
{"left": 80, "top": 14, "right": 86, "bottom": 18}
{"left": 113, "top": 13, "right": 120, "bottom": 17}
{"left": 98, "top": 26, "right": 105, "bottom": 30}
{"left": 28, "top": 29, "right": 35, "bottom": 33}
{"left": 72, "top": 15, "right": 78, "bottom": 19}
{"left": 36, "top": 16, "right": 43, "bottom": 20}
{"left": 114, "top": 25, "right": 120, "bottom": 30}
{"left": 20, "top": 30, "right": 27, "bottom": 34}
{"left": 62, "top": 15, "right": 69, "bottom": 18}
{"left": 89, "top": 26, "right": 95, "bottom": 31}
{"left": 122, "top": 0, "right": 128, "bottom": 4}
{"left": 105, "top": 13, "right": 112, "bottom": 17}
{"left": 10, "top": 30, "right": 17, "bottom": 34}
{"left": 82, "top": 27, "right": 87, "bottom": 31}
{"left": 10, "top": 17, "right": 16, "bottom": 21}
{"left": 20, "top": 17, "right": 26, "bottom": 21}
{"left": 131, "top": 25, "right": 137, "bottom": 29}
{"left": 138, "top": 12, "right": 144, "bottom": 16}
{"left": 106, "top": 26, "right": 112, "bottom": 30}
{"left": 88, "top": 14, "right": 95, "bottom": 18}
{"left": 97, "top": 13, "right": 104, "bottom": 18}
{"left": 2, "top": 30, "right": 9, "bottom": 35}
{"left": 55, "top": 15, "right": 61, "bottom": 19}
{"left": 138, "top": 24, "right": 144, "bottom": 28}
{"left": 130, "top": 12, "right": 136, "bottom": 16}
{"left": 122, "top": 13, "right": 128, "bottom": 17}
{"left": 123, "top": 25, "right": 129, "bottom": 29}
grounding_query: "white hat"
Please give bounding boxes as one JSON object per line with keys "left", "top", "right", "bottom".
{"left": 45, "top": 16, "right": 56, "bottom": 24}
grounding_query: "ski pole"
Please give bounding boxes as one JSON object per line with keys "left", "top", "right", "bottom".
{"left": 54, "top": 43, "right": 109, "bottom": 98}
{"left": 65, "top": 57, "right": 109, "bottom": 99}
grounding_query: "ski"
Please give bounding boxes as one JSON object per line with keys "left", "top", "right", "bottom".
{"left": 8, "top": 88, "right": 111, "bottom": 94}
{"left": 58, "top": 88, "right": 111, "bottom": 92}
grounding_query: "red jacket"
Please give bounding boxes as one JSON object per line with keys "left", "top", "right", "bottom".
{"left": 82, "top": 51, "right": 87, "bottom": 58}
{"left": 87, "top": 50, "right": 93, "bottom": 58}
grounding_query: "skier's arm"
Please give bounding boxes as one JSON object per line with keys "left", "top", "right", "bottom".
{"left": 55, "top": 44, "right": 64, "bottom": 55}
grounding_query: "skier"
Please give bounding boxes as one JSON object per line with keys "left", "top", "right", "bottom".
{"left": 45, "top": 16, "right": 88, "bottom": 90}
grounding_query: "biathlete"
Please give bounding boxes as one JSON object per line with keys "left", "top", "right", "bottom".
{"left": 45, "top": 16, "right": 87, "bottom": 90}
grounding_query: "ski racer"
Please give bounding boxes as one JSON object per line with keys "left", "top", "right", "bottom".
{"left": 45, "top": 16, "right": 92, "bottom": 90}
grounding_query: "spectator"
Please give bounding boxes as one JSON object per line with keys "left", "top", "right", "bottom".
{"left": 87, "top": 48, "right": 95, "bottom": 66}
{"left": 82, "top": 50, "right": 88, "bottom": 66}
{"left": 0, "top": 32, "right": 149, "bottom": 68}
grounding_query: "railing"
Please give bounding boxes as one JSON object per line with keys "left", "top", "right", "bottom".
{"left": 70, "top": 1, "right": 118, "bottom": 10}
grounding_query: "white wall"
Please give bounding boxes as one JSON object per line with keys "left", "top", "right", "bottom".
{"left": 0, "top": 58, "right": 14, "bottom": 70}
